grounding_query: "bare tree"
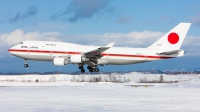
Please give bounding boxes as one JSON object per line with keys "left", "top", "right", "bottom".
{"left": 48, "top": 76, "right": 56, "bottom": 82}
{"left": 71, "top": 75, "right": 76, "bottom": 82}
{"left": 108, "top": 74, "right": 112, "bottom": 82}
{"left": 159, "top": 74, "right": 164, "bottom": 83}
{"left": 35, "top": 79, "right": 39, "bottom": 82}
{"left": 79, "top": 74, "right": 85, "bottom": 82}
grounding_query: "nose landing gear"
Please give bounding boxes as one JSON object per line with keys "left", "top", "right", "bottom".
{"left": 24, "top": 59, "right": 28, "bottom": 68}
{"left": 24, "top": 64, "right": 28, "bottom": 68}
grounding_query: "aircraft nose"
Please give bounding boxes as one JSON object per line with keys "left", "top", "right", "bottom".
{"left": 8, "top": 45, "right": 16, "bottom": 53}
{"left": 8, "top": 47, "right": 13, "bottom": 53}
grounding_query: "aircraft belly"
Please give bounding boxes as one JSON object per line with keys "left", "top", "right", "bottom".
{"left": 103, "top": 57, "right": 150, "bottom": 65}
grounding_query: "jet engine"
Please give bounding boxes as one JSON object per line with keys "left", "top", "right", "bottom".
{"left": 53, "top": 58, "right": 67, "bottom": 66}
{"left": 70, "top": 55, "right": 89, "bottom": 63}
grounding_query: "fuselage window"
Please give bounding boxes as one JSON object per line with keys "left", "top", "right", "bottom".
{"left": 19, "top": 42, "right": 23, "bottom": 44}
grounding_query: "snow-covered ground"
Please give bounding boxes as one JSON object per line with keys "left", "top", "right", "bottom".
{"left": 0, "top": 73, "right": 200, "bottom": 111}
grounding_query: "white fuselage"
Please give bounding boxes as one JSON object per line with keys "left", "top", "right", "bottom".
{"left": 8, "top": 41, "right": 183, "bottom": 65}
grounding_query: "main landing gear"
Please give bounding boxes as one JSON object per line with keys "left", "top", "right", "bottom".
{"left": 79, "top": 66, "right": 85, "bottom": 73}
{"left": 87, "top": 66, "right": 99, "bottom": 72}
{"left": 78, "top": 65, "right": 99, "bottom": 73}
{"left": 24, "top": 59, "right": 28, "bottom": 68}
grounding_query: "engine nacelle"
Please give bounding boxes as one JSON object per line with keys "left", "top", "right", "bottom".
{"left": 97, "top": 59, "right": 108, "bottom": 65}
{"left": 53, "top": 58, "right": 67, "bottom": 66}
{"left": 70, "top": 55, "right": 89, "bottom": 63}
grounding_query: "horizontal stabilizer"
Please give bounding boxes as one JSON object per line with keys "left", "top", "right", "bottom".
{"left": 156, "top": 50, "right": 183, "bottom": 55}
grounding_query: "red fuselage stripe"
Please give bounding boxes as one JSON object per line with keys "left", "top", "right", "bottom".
{"left": 8, "top": 49, "right": 173, "bottom": 59}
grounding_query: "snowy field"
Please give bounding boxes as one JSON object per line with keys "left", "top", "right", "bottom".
{"left": 0, "top": 73, "right": 200, "bottom": 112}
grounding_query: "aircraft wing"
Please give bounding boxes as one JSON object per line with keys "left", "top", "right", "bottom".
{"left": 84, "top": 42, "right": 114, "bottom": 57}
{"left": 156, "top": 50, "right": 182, "bottom": 55}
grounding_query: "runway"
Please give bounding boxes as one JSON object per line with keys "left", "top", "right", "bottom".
{"left": 0, "top": 82, "right": 200, "bottom": 112}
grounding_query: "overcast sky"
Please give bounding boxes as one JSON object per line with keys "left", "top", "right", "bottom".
{"left": 0, "top": 0, "right": 200, "bottom": 72}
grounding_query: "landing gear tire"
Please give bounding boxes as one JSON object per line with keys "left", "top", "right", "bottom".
{"left": 89, "top": 68, "right": 93, "bottom": 72}
{"left": 79, "top": 65, "right": 85, "bottom": 73}
{"left": 87, "top": 66, "right": 93, "bottom": 72}
{"left": 87, "top": 66, "right": 92, "bottom": 69}
{"left": 79, "top": 66, "right": 83, "bottom": 69}
{"left": 87, "top": 66, "right": 99, "bottom": 72}
{"left": 24, "top": 64, "right": 28, "bottom": 68}
{"left": 95, "top": 68, "right": 99, "bottom": 72}
{"left": 81, "top": 69, "right": 85, "bottom": 73}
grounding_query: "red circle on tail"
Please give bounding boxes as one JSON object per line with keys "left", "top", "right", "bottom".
{"left": 168, "top": 32, "right": 179, "bottom": 44}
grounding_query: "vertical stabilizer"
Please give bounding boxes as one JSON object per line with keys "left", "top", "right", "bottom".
{"left": 148, "top": 23, "right": 191, "bottom": 50}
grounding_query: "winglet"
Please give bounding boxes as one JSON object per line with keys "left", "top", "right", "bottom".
{"left": 105, "top": 42, "right": 115, "bottom": 47}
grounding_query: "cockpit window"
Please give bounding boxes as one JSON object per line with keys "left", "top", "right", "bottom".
{"left": 19, "top": 42, "right": 23, "bottom": 44}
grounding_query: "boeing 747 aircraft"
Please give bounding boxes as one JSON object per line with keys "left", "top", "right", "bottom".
{"left": 8, "top": 23, "right": 191, "bottom": 73}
